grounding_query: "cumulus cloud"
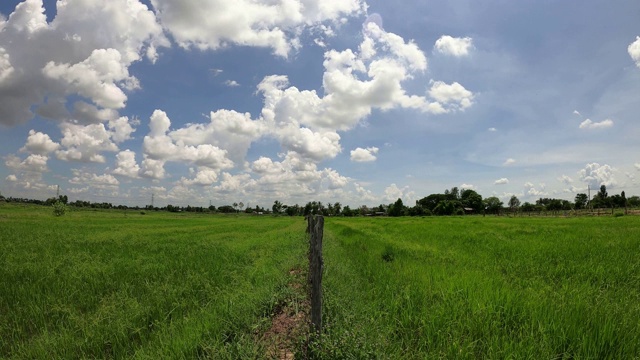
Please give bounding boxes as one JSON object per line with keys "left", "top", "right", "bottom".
{"left": 350, "top": 147, "right": 379, "bottom": 162}
{"left": 179, "top": 168, "right": 220, "bottom": 186}
{"left": 256, "top": 24, "right": 473, "bottom": 162}
{"left": 558, "top": 175, "right": 573, "bottom": 185}
{"left": 55, "top": 122, "right": 119, "bottom": 163}
{"left": 142, "top": 110, "right": 235, "bottom": 178}
{"left": 5, "top": 154, "right": 50, "bottom": 174}
{"left": 150, "top": 0, "right": 366, "bottom": 57}
{"left": 113, "top": 150, "right": 141, "bottom": 178}
{"left": 165, "top": 109, "right": 264, "bottom": 164}
{"left": 629, "top": 36, "right": 640, "bottom": 68}
{"left": 434, "top": 35, "right": 473, "bottom": 57}
{"left": 224, "top": 80, "right": 240, "bottom": 87}
{"left": 524, "top": 182, "right": 546, "bottom": 197}
{"left": 384, "top": 183, "right": 414, "bottom": 203}
{"left": 428, "top": 81, "right": 474, "bottom": 111}
{"left": 579, "top": 119, "right": 613, "bottom": 130}
{"left": 503, "top": 158, "right": 516, "bottom": 166}
{"left": 0, "top": 0, "right": 168, "bottom": 126}
{"left": 635, "top": 163, "right": 640, "bottom": 171}
{"left": 69, "top": 169, "right": 119, "bottom": 189}
{"left": 20, "top": 129, "right": 60, "bottom": 155}
{"left": 578, "top": 163, "right": 616, "bottom": 189}
{"left": 460, "top": 183, "right": 475, "bottom": 190}
{"left": 494, "top": 178, "right": 509, "bottom": 185}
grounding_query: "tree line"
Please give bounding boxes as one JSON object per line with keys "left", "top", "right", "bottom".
{"left": 2, "top": 184, "right": 638, "bottom": 217}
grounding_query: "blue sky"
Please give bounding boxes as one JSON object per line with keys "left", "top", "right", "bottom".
{"left": 1, "top": 0, "right": 639, "bottom": 208}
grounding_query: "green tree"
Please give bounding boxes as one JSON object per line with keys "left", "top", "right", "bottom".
{"left": 272, "top": 200, "right": 283, "bottom": 214}
{"left": 388, "top": 198, "right": 405, "bottom": 217}
{"left": 52, "top": 200, "right": 68, "bottom": 216}
{"left": 460, "top": 189, "right": 483, "bottom": 212}
{"left": 508, "top": 195, "right": 520, "bottom": 211}
{"left": 484, "top": 197, "right": 503, "bottom": 214}
{"left": 574, "top": 193, "right": 588, "bottom": 209}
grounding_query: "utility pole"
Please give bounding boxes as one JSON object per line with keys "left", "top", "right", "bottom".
{"left": 587, "top": 185, "right": 591, "bottom": 209}
{"left": 151, "top": 193, "right": 155, "bottom": 208}
{"left": 56, "top": 185, "right": 60, "bottom": 198}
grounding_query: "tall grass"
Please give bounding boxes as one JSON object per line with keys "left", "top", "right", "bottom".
{"left": 311, "top": 216, "right": 640, "bottom": 359}
{"left": 0, "top": 204, "right": 307, "bottom": 359}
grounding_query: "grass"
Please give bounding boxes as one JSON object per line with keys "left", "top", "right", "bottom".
{"left": 2, "top": 203, "right": 639, "bottom": 358}
{"left": 0, "top": 204, "right": 307, "bottom": 359}
{"left": 309, "top": 216, "right": 640, "bottom": 359}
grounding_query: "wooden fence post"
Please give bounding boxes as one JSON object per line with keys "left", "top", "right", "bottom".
{"left": 308, "top": 215, "right": 324, "bottom": 334}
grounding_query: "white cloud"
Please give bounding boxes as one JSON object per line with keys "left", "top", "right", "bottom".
{"left": 178, "top": 168, "right": 220, "bottom": 186}
{"left": 524, "top": 182, "right": 546, "bottom": 197}
{"left": 494, "top": 178, "right": 509, "bottom": 185}
{"left": 503, "top": 158, "right": 516, "bottom": 166}
{"left": 56, "top": 122, "right": 119, "bottom": 163}
{"left": 142, "top": 110, "right": 235, "bottom": 177}
{"left": 629, "top": 36, "right": 640, "bottom": 68}
{"left": 224, "top": 80, "right": 240, "bottom": 87}
{"left": 5, "top": 154, "right": 50, "bottom": 173}
{"left": 141, "top": 156, "right": 166, "bottom": 180}
{"left": 6, "top": 174, "right": 18, "bottom": 182}
{"left": 558, "top": 175, "right": 573, "bottom": 185}
{"left": 113, "top": 150, "right": 141, "bottom": 178}
{"left": 488, "top": 127, "right": 497, "bottom": 132}
{"left": 167, "top": 109, "right": 265, "bottom": 164}
{"left": 384, "top": 183, "right": 414, "bottom": 203}
{"left": 578, "top": 163, "right": 617, "bottom": 189}
{"left": 0, "top": 0, "right": 167, "bottom": 126}
{"left": 350, "top": 146, "right": 379, "bottom": 162}
{"left": 42, "top": 48, "right": 137, "bottom": 109}
{"left": 150, "top": 0, "right": 366, "bottom": 57}
{"left": 109, "top": 116, "right": 138, "bottom": 143}
{"left": 428, "top": 81, "right": 474, "bottom": 111}
{"left": 579, "top": 119, "right": 613, "bottom": 130}
{"left": 434, "top": 35, "right": 473, "bottom": 57}
{"left": 20, "top": 129, "right": 60, "bottom": 155}
{"left": 69, "top": 169, "right": 119, "bottom": 189}
{"left": 460, "top": 183, "right": 475, "bottom": 190}
{"left": 635, "top": 163, "right": 640, "bottom": 171}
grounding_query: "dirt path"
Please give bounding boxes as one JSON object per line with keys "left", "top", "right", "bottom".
{"left": 260, "top": 267, "right": 310, "bottom": 359}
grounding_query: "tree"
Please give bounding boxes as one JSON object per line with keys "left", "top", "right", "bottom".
{"left": 232, "top": 202, "right": 239, "bottom": 213}
{"left": 342, "top": 205, "right": 354, "bottom": 217}
{"left": 388, "top": 198, "right": 405, "bottom": 217}
{"left": 460, "top": 189, "right": 482, "bottom": 212}
{"left": 484, "top": 196, "right": 503, "bottom": 214}
{"left": 598, "top": 185, "right": 608, "bottom": 199}
{"left": 272, "top": 200, "right": 283, "bottom": 214}
{"left": 333, "top": 202, "right": 342, "bottom": 216}
{"left": 508, "top": 195, "right": 520, "bottom": 211}
{"left": 574, "top": 193, "right": 588, "bottom": 210}
{"left": 238, "top": 202, "right": 244, "bottom": 212}
{"left": 521, "top": 202, "right": 535, "bottom": 213}
{"left": 52, "top": 200, "right": 68, "bottom": 216}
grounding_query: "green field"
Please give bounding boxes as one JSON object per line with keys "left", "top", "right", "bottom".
{"left": 0, "top": 204, "right": 307, "bottom": 359}
{"left": 2, "top": 203, "right": 640, "bottom": 359}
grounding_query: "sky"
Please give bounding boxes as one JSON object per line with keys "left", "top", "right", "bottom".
{"left": 1, "top": 0, "right": 639, "bottom": 208}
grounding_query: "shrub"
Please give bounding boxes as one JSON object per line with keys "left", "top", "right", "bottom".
{"left": 52, "top": 201, "right": 68, "bottom": 217}
{"left": 614, "top": 212, "right": 624, "bottom": 217}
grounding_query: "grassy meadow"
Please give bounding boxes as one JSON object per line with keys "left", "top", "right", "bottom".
{"left": 314, "top": 216, "right": 640, "bottom": 359}
{"left": 2, "top": 203, "right": 640, "bottom": 359}
{"left": 0, "top": 204, "right": 307, "bottom": 359}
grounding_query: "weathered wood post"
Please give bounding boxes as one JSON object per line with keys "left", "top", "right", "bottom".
{"left": 307, "top": 215, "right": 324, "bottom": 333}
